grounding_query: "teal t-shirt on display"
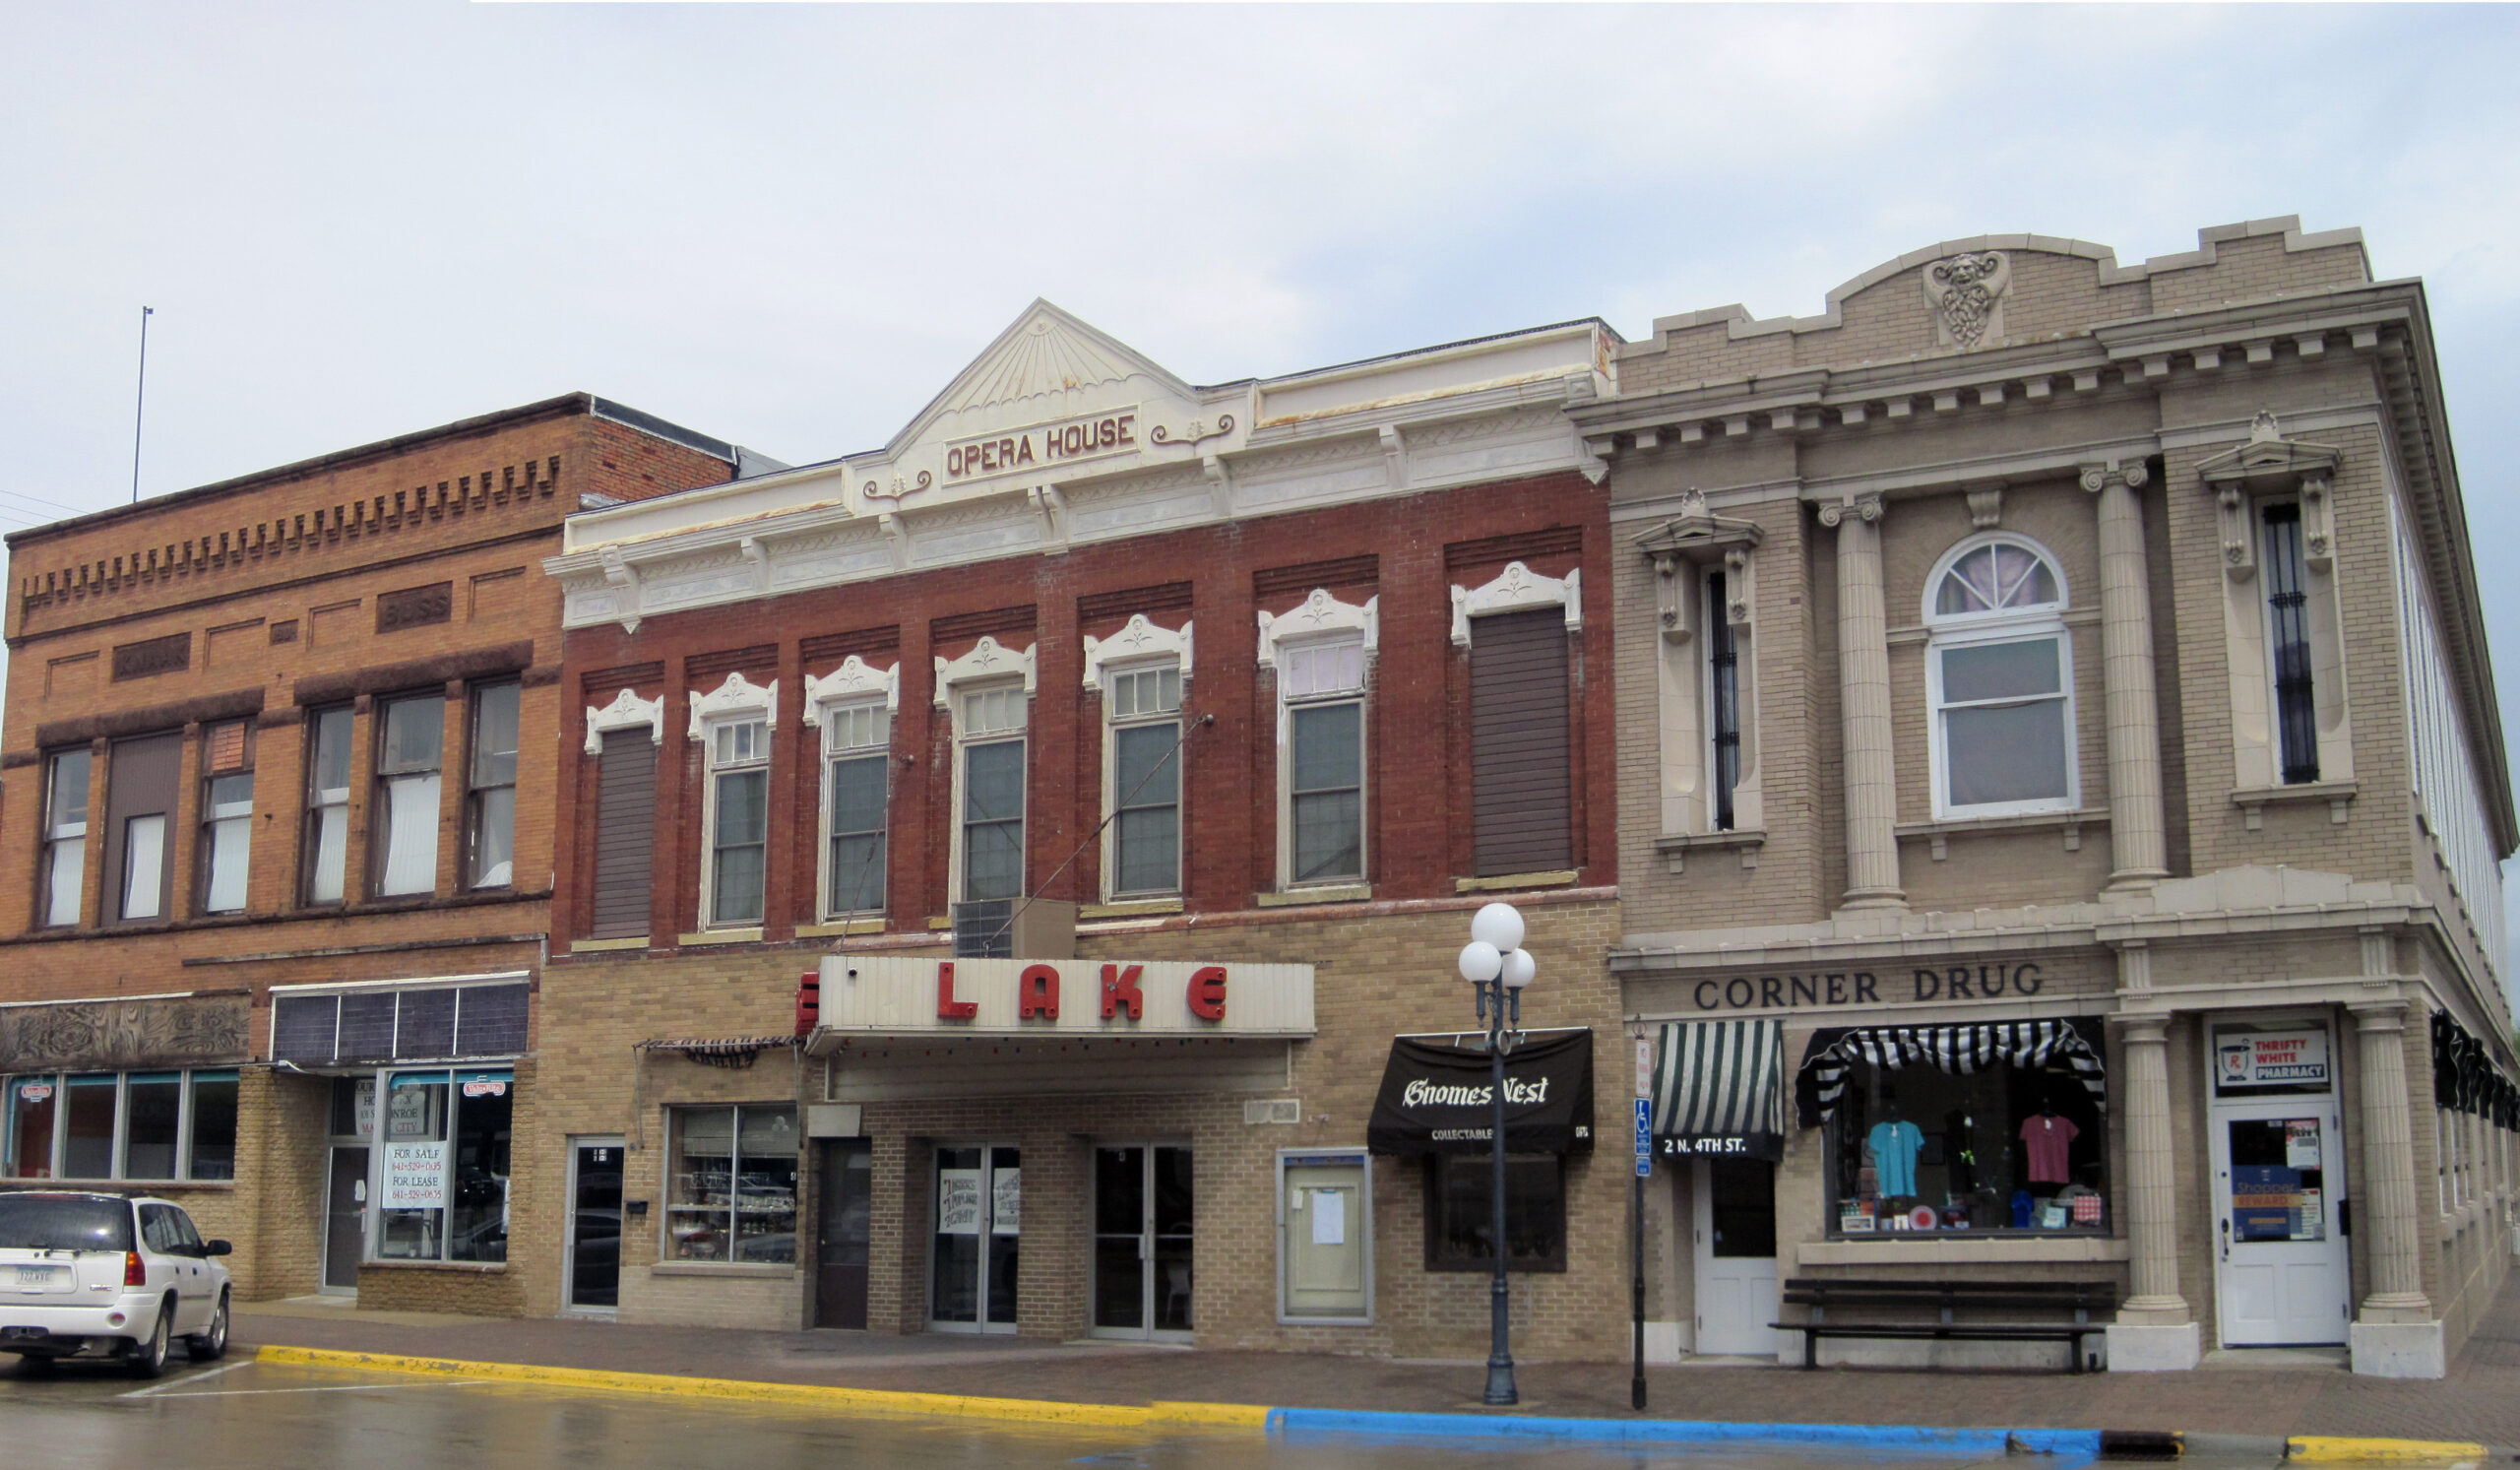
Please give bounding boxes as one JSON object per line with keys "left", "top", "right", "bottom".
{"left": 1867, "top": 1119, "right": 1924, "bottom": 1197}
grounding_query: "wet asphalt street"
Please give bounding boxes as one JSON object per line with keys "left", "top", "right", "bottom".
{"left": 0, "top": 1355, "right": 2296, "bottom": 1470}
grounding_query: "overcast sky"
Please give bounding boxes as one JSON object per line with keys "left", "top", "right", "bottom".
{"left": 9, "top": 4, "right": 2520, "bottom": 946}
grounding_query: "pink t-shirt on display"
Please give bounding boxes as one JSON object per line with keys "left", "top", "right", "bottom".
{"left": 2020, "top": 1114, "right": 2078, "bottom": 1183}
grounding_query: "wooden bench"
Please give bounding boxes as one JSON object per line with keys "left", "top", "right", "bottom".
{"left": 1771, "top": 1277, "right": 2116, "bottom": 1373}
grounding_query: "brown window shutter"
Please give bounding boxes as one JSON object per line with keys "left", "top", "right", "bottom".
{"left": 1469, "top": 607, "right": 1572, "bottom": 877}
{"left": 102, "top": 733, "right": 183, "bottom": 922}
{"left": 590, "top": 730, "right": 659, "bottom": 939}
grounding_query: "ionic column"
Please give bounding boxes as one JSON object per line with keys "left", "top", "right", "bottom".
{"left": 2112, "top": 1005, "right": 2188, "bottom": 1319}
{"left": 2351, "top": 1001, "right": 2432, "bottom": 1320}
{"left": 1821, "top": 493, "right": 1902, "bottom": 909}
{"left": 2083, "top": 461, "right": 2168, "bottom": 890}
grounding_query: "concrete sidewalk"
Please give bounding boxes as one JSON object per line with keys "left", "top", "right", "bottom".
{"left": 233, "top": 1278, "right": 2520, "bottom": 1449}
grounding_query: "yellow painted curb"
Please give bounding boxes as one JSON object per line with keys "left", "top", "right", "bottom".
{"left": 252, "top": 1345, "right": 1267, "bottom": 1433}
{"left": 2287, "top": 1437, "right": 2491, "bottom": 1463}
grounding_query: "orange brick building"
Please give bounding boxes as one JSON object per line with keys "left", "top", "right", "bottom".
{"left": 0, "top": 396, "right": 735, "bottom": 1311}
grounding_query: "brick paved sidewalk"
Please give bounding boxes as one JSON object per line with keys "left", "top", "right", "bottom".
{"left": 234, "top": 1276, "right": 2520, "bottom": 1447}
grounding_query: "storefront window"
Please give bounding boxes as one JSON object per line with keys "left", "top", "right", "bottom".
{"left": 1824, "top": 1050, "right": 2108, "bottom": 1236}
{"left": 1423, "top": 1154, "right": 1566, "bottom": 1272}
{"left": 2, "top": 1070, "right": 241, "bottom": 1182}
{"left": 377, "top": 1069, "right": 512, "bottom": 1261}
{"left": 665, "top": 1105, "right": 797, "bottom": 1263}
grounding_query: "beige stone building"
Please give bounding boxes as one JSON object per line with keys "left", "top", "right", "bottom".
{"left": 1577, "top": 218, "right": 2517, "bottom": 1377}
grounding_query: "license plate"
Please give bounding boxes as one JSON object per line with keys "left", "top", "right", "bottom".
{"left": 14, "top": 1266, "right": 58, "bottom": 1286}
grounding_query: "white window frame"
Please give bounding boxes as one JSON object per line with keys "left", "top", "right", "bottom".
{"left": 39, "top": 748, "right": 90, "bottom": 928}
{"left": 198, "top": 721, "right": 254, "bottom": 915}
{"left": 933, "top": 638, "right": 1036, "bottom": 909}
{"left": 373, "top": 691, "right": 448, "bottom": 899}
{"left": 303, "top": 706, "right": 354, "bottom": 906}
{"left": 806, "top": 658, "right": 899, "bottom": 923}
{"left": 819, "top": 697, "right": 892, "bottom": 920}
{"left": 1101, "top": 658, "right": 1184, "bottom": 901}
{"left": 1275, "top": 635, "right": 1369, "bottom": 891}
{"left": 951, "top": 683, "right": 1030, "bottom": 907}
{"left": 1922, "top": 533, "right": 2079, "bottom": 821}
{"left": 701, "top": 715, "right": 771, "bottom": 929}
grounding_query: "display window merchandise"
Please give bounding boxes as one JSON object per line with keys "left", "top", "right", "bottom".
{"left": 665, "top": 1105, "right": 797, "bottom": 1264}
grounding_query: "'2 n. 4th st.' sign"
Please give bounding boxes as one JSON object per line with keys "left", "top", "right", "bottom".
{"left": 811, "top": 956, "right": 1316, "bottom": 1039}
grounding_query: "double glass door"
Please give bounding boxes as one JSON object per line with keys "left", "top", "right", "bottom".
{"left": 931, "top": 1145, "right": 1019, "bottom": 1332}
{"left": 1094, "top": 1144, "right": 1193, "bottom": 1339}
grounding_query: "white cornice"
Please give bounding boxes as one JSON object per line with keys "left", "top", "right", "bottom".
{"left": 802, "top": 657, "right": 899, "bottom": 722}
{"left": 686, "top": 671, "right": 777, "bottom": 738}
{"left": 1450, "top": 561, "right": 1580, "bottom": 647}
{"left": 1083, "top": 615, "right": 1192, "bottom": 692}
{"left": 932, "top": 635, "right": 1036, "bottom": 706}
{"left": 1256, "top": 589, "right": 1377, "bottom": 669}
{"left": 583, "top": 687, "right": 664, "bottom": 754}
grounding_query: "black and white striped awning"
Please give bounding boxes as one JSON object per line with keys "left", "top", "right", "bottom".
{"left": 2433, "top": 1010, "right": 2520, "bottom": 1132}
{"left": 1794, "top": 1019, "right": 2107, "bottom": 1129}
{"left": 1650, "top": 1019, "right": 1785, "bottom": 1161}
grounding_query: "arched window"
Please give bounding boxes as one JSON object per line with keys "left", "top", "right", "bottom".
{"left": 1923, "top": 535, "right": 2077, "bottom": 818}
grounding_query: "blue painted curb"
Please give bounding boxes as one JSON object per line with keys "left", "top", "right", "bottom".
{"left": 1265, "top": 1406, "right": 2105, "bottom": 1457}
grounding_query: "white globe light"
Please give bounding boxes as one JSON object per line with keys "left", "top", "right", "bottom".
{"left": 1500, "top": 947, "right": 1536, "bottom": 991}
{"left": 1470, "top": 902, "right": 1526, "bottom": 953}
{"left": 1458, "top": 940, "right": 1502, "bottom": 984}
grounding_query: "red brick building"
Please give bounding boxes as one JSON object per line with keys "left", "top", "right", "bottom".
{"left": 530, "top": 306, "right": 1634, "bottom": 1356}
{"left": 0, "top": 396, "right": 736, "bottom": 1313}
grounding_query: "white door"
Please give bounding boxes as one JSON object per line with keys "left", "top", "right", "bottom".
{"left": 2211, "top": 1100, "right": 2351, "bottom": 1345}
{"left": 1692, "top": 1156, "right": 1781, "bottom": 1357}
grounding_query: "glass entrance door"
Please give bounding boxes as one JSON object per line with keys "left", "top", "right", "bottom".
{"left": 930, "top": 1144, "right": 1019, "bottom": 1333}
{"left": 322, "top": 1147, "right": 368, "bottom": 1292}
{"left": 815, "top": 1138, "right": 871, "bottom": 1329}
{"left": 1093, "top": 1144, "right": 1193, "bottom": 1340}
{"left": 566, "top": 1138, "right": 624, "bottom": 1311}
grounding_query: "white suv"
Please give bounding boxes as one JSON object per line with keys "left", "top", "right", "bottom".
{"left": 0, "top": 1190, "right": 232, "bottom": 1377}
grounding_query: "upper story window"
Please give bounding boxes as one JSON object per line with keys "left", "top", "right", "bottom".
{"left": 1924, "top": 536, "right": 2077, "bottom": 819}
{"left": 1281, "top": 636, "right": 1366, "bottom": 886}
{"left": 1706, "top": 569, "right": 1742, "bottom": 832}
{"left": 1105, "top": 663, "right": 1183, "bottom": 898}
{"left": 822, "top": 699, "right": 890, "bottom": 918}
{"left": 2260, "top": 503, "right": 2319, "bottom": 785}
{"left": 704, "top": 717, "right": 770, "bottom": 927}
{"left": 104, "top": 733, "right": 182, "bottom": 924}
{"left": 375, "top": 693, "right": 447, "bottom": 897}
{"left": 303, "top": 706, "right": 353, "bottom": 905}
{"left": 957, "top": 685, "right": 1028, "bottom": 904}
{"left": 198, "top": 720, "right": 254, "bottom": 915}
{"left": 37, "top": 748, "right": 91, "bottom": 928}
{"left": 466, "top": 682, "right": 521, "bottom": 889}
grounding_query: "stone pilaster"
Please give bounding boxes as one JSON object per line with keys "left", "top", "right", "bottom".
{"left": 2349, "top": 999, "right": 2446, "bottom": 1377}
{"left": 1820, "top": 493, "right": 1902, "bottom": 910}
{"left": 2105, "top": 943, "right": 2200, "bottom": 1372}
{"left": 2083, "top": 462, "right": 2168, "bottom": 890}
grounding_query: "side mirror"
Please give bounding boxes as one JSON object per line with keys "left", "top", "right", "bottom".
{"left": 203, "top": 1241, "right": 233, "bottom": 1256}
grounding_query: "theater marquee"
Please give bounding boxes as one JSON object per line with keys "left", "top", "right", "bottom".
{"left": 812, "top": 956, "right": 1315, "bottom": 1039}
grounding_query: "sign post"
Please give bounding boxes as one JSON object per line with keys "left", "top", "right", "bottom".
{"left": 1631, "top": 1036, "right": 1653, "bottom": 1410}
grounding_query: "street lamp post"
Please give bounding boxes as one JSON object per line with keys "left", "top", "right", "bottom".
{"left": 1458, "top": 901, "right": 1536, "bottom": 1408}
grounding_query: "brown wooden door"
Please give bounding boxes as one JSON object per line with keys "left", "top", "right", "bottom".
{"left": 814, "top": 1138, "right": 871, "bottom": 1329}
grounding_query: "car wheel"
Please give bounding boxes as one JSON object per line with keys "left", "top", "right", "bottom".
{"left": 16, "top": 1354, "right": 54, "bottom": 1376}
{"left": 186, "top": 1290, "right": 230, "bottom": 1363}
{"left": 125, "top": 1302, "right": 171, "bottom": 1379}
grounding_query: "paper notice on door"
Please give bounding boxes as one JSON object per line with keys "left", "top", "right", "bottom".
{"left": 938, "top": 1170, "right": 982, "bottom": 1235}
{"left": 991, "top": 1169, "right": 1021, "bottom": 1236}
{"left": 2296, "top": 1188, "right": 2322, "bottom": 1238}
{"left": 1310, "top": 1188, "right": 1345, "bottom": 1246}
{"left": 2286, "top": 1120, "right": 2322, "bottom": 1169}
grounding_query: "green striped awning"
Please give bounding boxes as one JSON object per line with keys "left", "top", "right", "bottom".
{"left": 1651, "top": 1018, "right": 1785, "bottom": 1162}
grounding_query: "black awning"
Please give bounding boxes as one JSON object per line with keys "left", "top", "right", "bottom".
{"left": 1794, "top": 1018, "right": 2107, "bottom": 1129}
{"left": 1366, "top": 1029, "right": 1594, "bottom": 1157}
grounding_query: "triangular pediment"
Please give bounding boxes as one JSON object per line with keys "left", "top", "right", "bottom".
{"left": 852, "top": 300, "right": 1221, "bottom": 509}
{"left": 885, "top": 300, "right": 1198, "bottom": 458}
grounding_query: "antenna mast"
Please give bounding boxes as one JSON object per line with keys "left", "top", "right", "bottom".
{"left": 131, "top": 305, "right": 154, "bottom": 503}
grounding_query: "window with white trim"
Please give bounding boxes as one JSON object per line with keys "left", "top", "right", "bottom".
{"left": 1924, "top": 537, "right": 2077, "bottom": 819}
{"left": 1105, "top": 663, "right": 1182, "bottom": 898}
{"left": 956, "top": 686, "right": 1027, "bottom": 904}
{"left": 303, "top": 706, "right": 353, "bottom": 905}
{"left": 1705, "top": 570, "right": 1743, "bottom": 831}
{"left": 466, "top": 681, "right": 521, "bottom": 889}
{"left": 37, "top": 748, "right": 90, "bottom": 927}
{"left": 704, "top": 718, "right": 770, "bottom": 927}
{"left": 1281, "top": 637, "right": 1366, "bottom": 886}
{"left": 374, "top": 692, "right": 447, "bottom": 897}
{"left": 198, "top": 720, "right": 254, "bottom": 914}
{"left": 822, "top": 700, "right": 890, "bottom": 918}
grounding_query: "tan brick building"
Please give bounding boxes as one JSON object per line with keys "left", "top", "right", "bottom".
{"left": 0, "top": 396, "right": 736, "bottom": 1313}
{"left": 1576, "top": 219, "right": 2518, "bottom": 1376}
{"left": 528, "top": 305, "right": 1634, "bottom": 1360}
